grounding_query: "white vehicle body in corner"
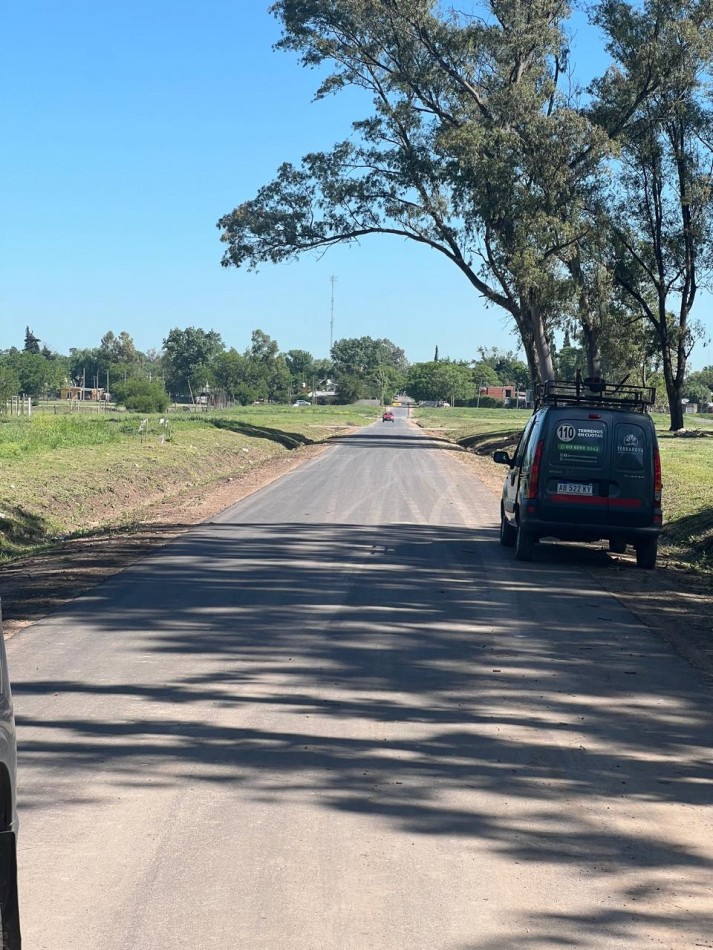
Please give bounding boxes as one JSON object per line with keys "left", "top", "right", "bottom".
{"left": 0, "top": 602, "right": 20, "bottom": 948}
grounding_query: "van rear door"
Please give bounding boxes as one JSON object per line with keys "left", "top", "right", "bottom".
{"left": 609, "top": 419, "right": 655, "bottom": 527}
{"left": 539, "top": 413, "right": 610, "bottom": 524}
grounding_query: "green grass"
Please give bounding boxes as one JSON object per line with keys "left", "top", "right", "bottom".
{"left": 0, "top": 404, "right": 381, "bottom": 561}
{"left": 0, "top": 413, "right": 130, "bottom": 457}
{"left": 413, "top": 406, "right": 529, "bottom": 454}
{"left": 655, "top": 428, "right": 713, "bottom": 567}
{"left": 413, "top": 405, "right": 713, "bottom": 571}
{"left": 0, "top": 404, "right": 380, "bottom": 457}
{"left": 3, "top": 402, "right": 711, "bottom": 571}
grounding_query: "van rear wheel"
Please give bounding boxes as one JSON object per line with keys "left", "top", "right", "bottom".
{"left": 500, "top": 509, "right": 516, "bottom": 547}
{"left": 515, "top": 527, "right": 535, "bottom": 561}
{"left": 635, "top": 539, "right": 657, "bottom": 569}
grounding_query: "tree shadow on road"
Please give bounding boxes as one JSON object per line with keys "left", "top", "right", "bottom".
{"left": 11, "top": 521, "right": 713, "bottom": 948}
{"left": 329, "top": 430, "right": 463, "bottom": 450}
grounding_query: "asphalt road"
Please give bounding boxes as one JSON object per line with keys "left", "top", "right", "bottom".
{"left": 7, "top": 410, "right": 713, "bottom": 949}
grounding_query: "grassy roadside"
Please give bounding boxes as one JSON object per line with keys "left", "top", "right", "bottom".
{"left": 0, "top": 405, "right": 378, "bottom": 561}
{"left": 3, "top": 402, "right": 711, "bottom": 572}
{"left": 414, "top": 406, "right": 713, "bottom": 571}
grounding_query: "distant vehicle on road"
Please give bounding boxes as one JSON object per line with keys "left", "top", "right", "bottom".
{"left": 382, "top": 410, "right": 395, "bottom": 422}
{"left": 493, "top": 377, "right": 662, "bottom": 568}
{"left": 0, "top": 604, "right": 20, "bottom": 948}
{"left": 292, "top": 400, "right": 311, "bottom": 407}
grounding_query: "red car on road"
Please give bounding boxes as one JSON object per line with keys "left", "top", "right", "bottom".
{"left": 382, "top": 410, "right": 395, "bottom": 422}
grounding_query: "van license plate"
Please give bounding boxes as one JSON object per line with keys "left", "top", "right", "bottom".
{"left": 557, "top": 482, "right": 593, "bottom": 496}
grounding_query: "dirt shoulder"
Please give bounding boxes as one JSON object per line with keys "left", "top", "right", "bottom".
{"left": 2, "top": 434, "right": 711, "bottom": 686}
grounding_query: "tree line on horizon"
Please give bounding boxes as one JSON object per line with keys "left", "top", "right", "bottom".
{"left": 217, "top": 0, "right": 713, "bottom": 430}
{"left": 2, "top": 323, "right": 712, "bottom": 413}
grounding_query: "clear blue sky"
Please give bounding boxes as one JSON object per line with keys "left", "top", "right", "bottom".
{"left": 2, "top": 2, "right": 709, "bottom": 368}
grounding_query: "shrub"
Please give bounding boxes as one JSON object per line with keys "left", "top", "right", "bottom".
{"left": 112, "top": 378, "right": 169, "bottom": 413}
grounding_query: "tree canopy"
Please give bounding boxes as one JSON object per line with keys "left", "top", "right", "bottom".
{"left": 330, "top": 335, "right": 407, "bottom": 401}
{"left": 162, "top": 326, "right": 225, "bottom": 396}
{"left": 406, "top": 360, "right": 475, "bottom": 404}
{"left": 24, "top": 327, "right": 40, "bottom": 354}
{"left": 590, "top": 0, "right": 713, "bottom": 428}
{"left": 219, "top": 0, "right": 592, "bottom": 384}
{"left": 218, "top": 0, "right": 713, "bottom": 428}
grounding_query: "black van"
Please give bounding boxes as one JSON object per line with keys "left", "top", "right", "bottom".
{"left": 493, "top": 379, "right": 662, "bottom": 568}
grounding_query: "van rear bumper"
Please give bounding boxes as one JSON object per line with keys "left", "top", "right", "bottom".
{"left": 519, "top": 515, "right": 661, "bottom": 543}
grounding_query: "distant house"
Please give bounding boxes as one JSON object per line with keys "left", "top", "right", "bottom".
{"left": 307, "top": 381, "right": 337, "bottom": 403}
{"left": 479, "top": 384, "right": 526, "bottom": 406}
{"left": 60, "top": 385, "right": 108, "bottom": 402}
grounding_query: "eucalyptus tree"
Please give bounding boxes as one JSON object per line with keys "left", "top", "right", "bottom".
{"left": 218, "top": 0, "right": 613, "bottom": 386}
{"left": 590, "top": 0, "right": 713, "bottom": 429}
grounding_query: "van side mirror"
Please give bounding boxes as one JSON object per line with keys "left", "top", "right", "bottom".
{"left": 492, "top": 450, "right": 512, "bottom": 466}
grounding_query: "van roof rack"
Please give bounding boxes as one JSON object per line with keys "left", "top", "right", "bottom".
{"left": 536, "top": 375, "right": 656, "bottom": 413}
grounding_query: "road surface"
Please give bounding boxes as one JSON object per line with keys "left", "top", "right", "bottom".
{"left": 7, "top": 409, "right": 713, "bottom": 948}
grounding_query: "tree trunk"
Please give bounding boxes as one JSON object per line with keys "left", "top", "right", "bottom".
{"left": 665, "top": 379, "right": 685, "bottom": 430}
{"left": 661, "top": 346, "right": 684, "bottom": 431}
{"left": 581, "top": 318, "right": 603, "bottom": 379}
{"left": 500, "top": 300, "right": 540, "bottom": 390}
{"left": 519, "top": 329, "right": 540, "bottom": 392}
{"left": 567, "top": 253, "right": 604, "bottom": 380}
{"left": 528, "top": 294, "right": 556, "bottom": 383}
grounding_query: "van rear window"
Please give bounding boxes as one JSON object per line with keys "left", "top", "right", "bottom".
{"left": 615, "top": 424, "right": 646, "bottom": 470}
{"left": 549, "top": 419, "right": 607, "bottom": 467}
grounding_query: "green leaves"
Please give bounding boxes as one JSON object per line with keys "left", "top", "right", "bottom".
{"left": 406, "top": 359, "right": 475, "bottom": 403}
{"left": 162, "top": 327, "right": 225, "bottom": 395}
{"left": 112, "top": 378, "right": 169, "bottom": 414}
{"left": 220, "top": 0, "right": 712, "bottom": 402}
{"left": 591, "top": 0, "right": 713, "bottom": 426}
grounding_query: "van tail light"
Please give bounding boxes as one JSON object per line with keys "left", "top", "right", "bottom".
{"left": 653, "top": 443, "right": 662, "bottom": 505}
{"left": 526, "top": 438, "right": 545, "bottom": 500}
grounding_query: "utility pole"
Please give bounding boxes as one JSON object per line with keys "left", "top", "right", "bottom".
{"left": 330, "top": 275, "right": 337, "bottom": 352}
